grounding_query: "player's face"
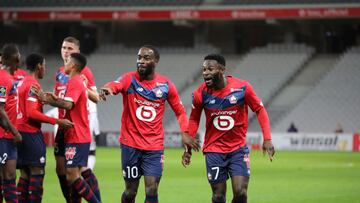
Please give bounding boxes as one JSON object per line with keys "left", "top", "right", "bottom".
{"left": 202, "top": 60, "right": 224, "bottom": 88}
{"left": 136, "top": 47, "right": 157, "bottom": 78}
{"left": 64, "top": 57, "right": 75, "bottom": 74}
{"left": 38, "top": 59, "right": 46, "bottom": 79}
{"left": 61, "top": 41, "right": 79, "bottom": 63}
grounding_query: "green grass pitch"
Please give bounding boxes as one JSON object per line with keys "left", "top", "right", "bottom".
{"left": 39, "top": 148, "right": 360, "bottom": 203}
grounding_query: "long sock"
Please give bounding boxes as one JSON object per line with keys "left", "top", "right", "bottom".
{"left": 72, "top": 178, "right": 100, "bottom": 203}
{"left": 57, "top": 175, "right": 70, "bottom": 203}
{"left": 29, "top": 174, "right": 44, "bottom": 203}
{"left": 145, "top": 194, "right": 158, "bottom": 203}
{"left": 81, "top": 169, "right": 101, "bottom": 202}
{"left": 3, "top": 179, "right": 17, "bottom": 203}
{"left": 121, "top": 192, "right": 135, "bottom": 203}
{"left": 70, "top": 187, "right": 82, "bottom": 203}
{"left": 17, "top": 177, "right": 29, "bottom": 203}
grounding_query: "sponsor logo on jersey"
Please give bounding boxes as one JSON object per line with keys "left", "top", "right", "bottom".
{"left": 137, "top": 87, "right": 144, "bottom": 92}
{"left": 136, "top": 105, "right": 156, "bottom": 122}
{"left": 213, "top": 115, "right": 235, "bottom": 131}
{"left": 133, "top": 98, "right": 160, "bottom": 108}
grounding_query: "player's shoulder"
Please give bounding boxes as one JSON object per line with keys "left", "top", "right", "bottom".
{"left": 0, "top": 69, "right": 13, "bottom": 84}
{"left": 81, "top": 66, "right": 93, "bottom": 75}
{"left": 227, "top": 75, "right": 251, "bottom": 86}
{"left": 154, "top": 73, "right": 174, "bottom": 84}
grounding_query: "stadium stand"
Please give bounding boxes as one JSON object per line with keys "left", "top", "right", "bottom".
{"left": 274, "top": 46, "right": 360, "bottom": 133}
{"left": 221, "top": 0, "right": 360, "bottom": 5}
{"left": 0, "top": 0, "right": 204, "bottom": 7}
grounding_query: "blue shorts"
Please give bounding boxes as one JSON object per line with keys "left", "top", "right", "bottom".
{"left": 17, "top": 131, "right": 46, "bottom": 167}
{"left": 65, "top": 143, "right": 90, "bottom": 168}
{"left": 54, "top": 129, "right": 65, "bottom": 157}
{"left": 0, "top": 138, "right": 17, "bottom": 165}
{"left": 121, "top": 144, "right": 164, "bottom": 181}
{"left": 205, "top": 146, "right": 250, "bottom": 184}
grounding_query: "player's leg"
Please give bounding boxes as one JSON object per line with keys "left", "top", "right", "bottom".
{"left": 228, "top": 146, "right": 251, "bottom": 203}
{"left": 205, "top": 152, "right": 229, "bottom": 203}
{"left": 0, "top": 166, "right": 3, "bottom": 202}
{"left": 142, "top": 150, "right": 164, "bottom": 203}
{"left": 2, "top": 139, "right": 18, "bottom": 203}
{"left": 121, "top": 144, "right": 142, "bottom": 203}
{"left": 54, "top": 129, "right": 70, "bottom": 202}
{"left": 17, "top": 168, "right": 30, "bottom": 203}
{"left": 65, "top": 143, "right": 100, "bottom": 203}
{"left": 81, "top": 166, "right": 101, "bottom": 202}
{"left": 25, "top": 131, "right": 47, "bottom": 203}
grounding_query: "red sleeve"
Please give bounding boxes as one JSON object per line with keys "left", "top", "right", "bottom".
{"left": 188, "top": 88, "right": 203, "bottom": 138}
{"left": 0, "top": 79, "right": 11, "bottom": 103}
{"left": 64, "top": 78, "right": 83, "bottom": 104}
{"left": 26, "top": 100, "right": 57, "bottom": 125}
{"left": 245, "top": 82, "right": 271, "bottom": 140}
{"left": 104, "top": 73, "right": 130, "bottom": 95}
{"left": 167, "top": 81, "right": 188, "bottom": 133}
{"left": 81, "top": 67, "right": 96, "bottom": 90}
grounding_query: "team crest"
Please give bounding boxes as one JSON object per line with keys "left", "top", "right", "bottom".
{"left": 229, "top": 95, "right": 237, "bottom": 104}
{"left": 65, "top": 147, "right": 76, "bottom": 160}
{"left": 155, "top": 89, "right": 163, "bottom": 98}
{"left": 0, "top": 86, "right": 6, "bottom": 97}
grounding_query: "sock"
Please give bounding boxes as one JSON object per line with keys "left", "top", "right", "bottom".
{"left": 72, "top": 178, "right": 100, "bottom": 203}
{"left": 29, "top": 174, "right": 44, "bottom": 203}
{"left": 87, "top": 155, "right": 96, "bottom": 170}
{"left": 121, "top": 192, "right": 135, "bottom": 203}
{"left": 70, "top": 187, "right": 82, "bottom": 203}
{"left": 57, "top": 175, "right": 70, "bottom": 202}
{"left": 145, "top": 194, "right": 158, "bottom": 203}
{"left": 3, "top": 179, "right": 17, "bottom": 203}
{"left": 82, "top": 169, "right": 101, "bottom": 202}
{"left": 17, "top": 177, "right": 29, "bottom": 203}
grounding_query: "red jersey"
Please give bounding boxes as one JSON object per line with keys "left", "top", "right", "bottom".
{"left": 188, "top": 76, "right": 271, "bottom": 153}
{"left": 0, "top": 69, "right": 17, "bottom": 139}
{"left": 17, "top": 76, "right": 57, "bottom": 133}
{"left": 53, "top": 66, "right": 96, "bottom": 119}
{"left": 13, "top": 68, "right": 27, "bottom": 81}
{"left": 63, "top": 75, "right": 91, "bottom": 144}
{"left": 105, "top": 71, "right": 188, "bottom": 150}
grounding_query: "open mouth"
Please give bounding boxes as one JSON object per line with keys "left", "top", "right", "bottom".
{"left": 204, "top": 77, "right": 213, "bottom": 85}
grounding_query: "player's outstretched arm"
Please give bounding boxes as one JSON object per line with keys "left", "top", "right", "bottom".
{"left": 87, "top": 88, "right": 100, "bottom": 103}
{"left": 262, "top": 140, "right": 275, "bottom": 162}
{"left": 99, "top": 87, "right": 114, "bottom": 101}
{"left": 0, "top": 103, "right": 22, "bottom": 143}
{"left": 31, "top": 84, "right": 73, "bottom": 110}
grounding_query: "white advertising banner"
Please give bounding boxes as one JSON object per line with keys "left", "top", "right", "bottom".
{"left": 247, "top": 132, "right": 354, "bottom": 151}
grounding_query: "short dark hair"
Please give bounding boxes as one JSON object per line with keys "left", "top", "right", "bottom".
{"left": 70, "top": 53, "right": 87, "bottom": 71}
{"left": 26, "top": 53, "right": 44, "bottom": 72}
{"left": 142, "top": 45, "right": 160, "bottom": 61}
{"left": 63, "top": 36, "right": 80, "bottom": 48}
{"left": 2, "top": 43, "right": 19, "bottom": 63}
{"left": 204, "top": 54, "right": 226, "bottom": 67}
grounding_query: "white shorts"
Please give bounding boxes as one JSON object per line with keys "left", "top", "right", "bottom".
{"left": 89, "top": 112, "right": 100, "bottom": 151}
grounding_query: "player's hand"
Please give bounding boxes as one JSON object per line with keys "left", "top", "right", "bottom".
{"left": 56, "top": 119, "right": 74, "bottom": 129}
{"left": 182, "top": 150, "right": 192, "bottom": 168}
{"left": 99, "top": 87, "right": 113, "bottom": 101}
{"left": 262, "top": 140, "right": 275, "bottom": 162}
{"left": 13, "top": 132, "right": 22, "bottom": 144}
{"left": 181, "top": 133, "right": 200, "bottom": 152}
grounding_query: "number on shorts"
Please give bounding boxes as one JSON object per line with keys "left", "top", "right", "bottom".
{"left": 211, "top": 167, "right": 220, "bottom": 180}
{"left": 126, "top": 166, "right": 139, "bottom": 178}
{"left": 1, "top": 153, "right": 8, "bottom": 164}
